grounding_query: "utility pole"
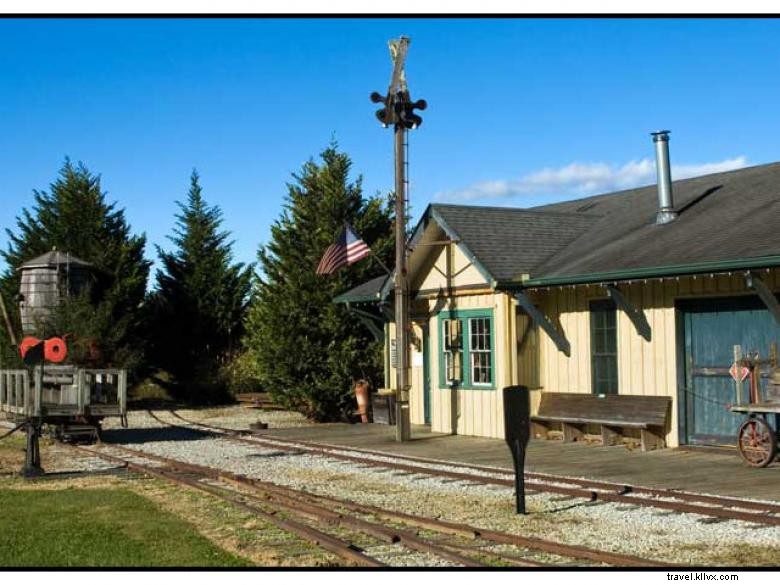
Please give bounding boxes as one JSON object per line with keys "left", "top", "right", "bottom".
{"left": 371, "top": 36, "right": 426, "bottom": 442}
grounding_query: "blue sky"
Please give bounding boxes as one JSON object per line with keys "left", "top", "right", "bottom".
{"left": 2, "top": 17, "right": 780, "bottom": 277}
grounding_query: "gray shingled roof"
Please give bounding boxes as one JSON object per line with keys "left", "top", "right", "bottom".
{"left": 18, "top": 250, "right": 92, "bottom": 270}
{"left": 430, "top": 204, "right": 597, "bottom": 282}
{"left": 530, "top": 161, "right": 780, "bottom": 282}
{"left": 336, "top": 160, "right": 780, "bottom": 299}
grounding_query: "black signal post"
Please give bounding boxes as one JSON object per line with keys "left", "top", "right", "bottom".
{"left": 371, "top": 37, "right": 426, "bottom": 442}
{"left": 503, "top": 386, "right": 531, "bottom": 514}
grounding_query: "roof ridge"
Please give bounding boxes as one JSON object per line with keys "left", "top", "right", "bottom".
{"left": 530, "top": 159, "right": 780, "bottom": 211}
{"left": 431, "top": 202, "right": 601, "bottom": 218}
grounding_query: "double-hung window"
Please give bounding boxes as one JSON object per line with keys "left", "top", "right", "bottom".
{"left": 590, "top": 299, "right": 618, "bottom": 395}
{"left": 439, "top": 310, "right": 494, "bottom": 389}
{"left": 441, "top": 318, "right": 462, "bottom": 384}
{"left": 469, "top": 317, "right": 492, "bottom": 385}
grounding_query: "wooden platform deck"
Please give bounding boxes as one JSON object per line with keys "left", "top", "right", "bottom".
{"left": 263, "top": 423, "right": 780, "bottom": 502}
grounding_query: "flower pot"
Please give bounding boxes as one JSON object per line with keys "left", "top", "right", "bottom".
{"left": 354, "top": 380, "right": 370, "bottom": 423}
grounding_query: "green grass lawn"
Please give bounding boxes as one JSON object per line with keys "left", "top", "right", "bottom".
{"left": 0, "top": 487, "right": 252, "bottom": 567}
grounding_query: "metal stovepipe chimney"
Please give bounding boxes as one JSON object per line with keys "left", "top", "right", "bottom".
{"left": 652, "top": 130, "right": 678, "bottom": 225}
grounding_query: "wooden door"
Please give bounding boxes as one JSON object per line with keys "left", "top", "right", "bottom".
{"left": 680, "top": 296, "right": 780, "bottom": 445}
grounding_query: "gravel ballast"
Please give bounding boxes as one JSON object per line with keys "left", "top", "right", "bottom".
{"left": 83, "top": 409, "right": 780, "bottom": 566}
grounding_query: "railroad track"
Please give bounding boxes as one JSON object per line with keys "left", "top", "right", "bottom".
{"left": 71, "top": 441, "right": 664, "bottom": 568}
{"left": 156, "top": 410, "right": 780, "bottom": 528}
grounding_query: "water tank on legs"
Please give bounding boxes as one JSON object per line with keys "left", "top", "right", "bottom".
{"left": 17, "top": 250, "right": 92, "bottom": 335}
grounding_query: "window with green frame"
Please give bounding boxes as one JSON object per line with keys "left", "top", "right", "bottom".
{"left": 438, "top": 309, "right": 495, "bottom": 389}
{"left": 590, "top": 299, "right": 618, "bottom": 395}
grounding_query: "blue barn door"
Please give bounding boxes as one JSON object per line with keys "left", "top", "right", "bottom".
{"left": 681, "top": 296, "right": 780, "bottom": 445}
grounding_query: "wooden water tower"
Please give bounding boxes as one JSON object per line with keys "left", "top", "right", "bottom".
{"left": 17, "top": 249, "right": 92, "bottom": 335}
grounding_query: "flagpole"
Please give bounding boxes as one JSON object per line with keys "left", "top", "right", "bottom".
{"left": 368, "top": 248, "right": 393, "bottom": 277}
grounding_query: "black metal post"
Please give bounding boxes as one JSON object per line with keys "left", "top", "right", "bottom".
{"left": 393, "top": 121, "right": 411, "bottom": 442}
{"left": 21, "top": 340, "right": 46, "bottom": 478}
{"left": 503, "top": 386, "right": 530, "bottom": 514}
{"left": 22, "top": 419, "right": 44, "bottom": 478}
{"left": 511, "top": 437, "right": 526, "bottom": 514}
{"left": 371, "top": 36, "right": 426, "bottom": 443}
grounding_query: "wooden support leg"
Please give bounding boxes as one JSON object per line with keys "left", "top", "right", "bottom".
{"left": 562, "top": 422, "right": 584, "bottom": 443}
{"left": 600, "top": 424, "right": 622, "bottom": 446}
{"left": 640, "top": 427, "right": 665, "bottom": 452}
{"left": 531, "top": 421, "right": 551, "bottom": 440}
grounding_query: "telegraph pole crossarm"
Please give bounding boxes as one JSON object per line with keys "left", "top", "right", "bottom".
{"left": 370, "top": 36, "right": 427, "bottom": 442}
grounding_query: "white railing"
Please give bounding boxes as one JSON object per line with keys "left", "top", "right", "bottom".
{"left": 0, "top": 370, "right": 32, "bottom": 416}
{"left": 0, "top": 367, "right": 126, "bottom": 418}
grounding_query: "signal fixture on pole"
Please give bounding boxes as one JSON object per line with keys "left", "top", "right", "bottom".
{"left": 370, "top": 36, "right": 427, "bottom": 443}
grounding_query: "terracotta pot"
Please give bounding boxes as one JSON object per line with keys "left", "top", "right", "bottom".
{"left": 354, "top": 380, "right": 370, "bottom": 423}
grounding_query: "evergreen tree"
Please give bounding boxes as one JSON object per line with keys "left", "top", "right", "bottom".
{"left": 150, "top": 171, "right": 252, "bottom": 401}
{"left": 244, "top": 144, "right": 394, "bottom": 421}
{"left": 0, "top": 159, "right": 150, "bottom": 369}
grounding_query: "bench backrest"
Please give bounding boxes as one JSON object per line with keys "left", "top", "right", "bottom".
{"left": 537, "top": 392, "right": 670, "bottom": 427}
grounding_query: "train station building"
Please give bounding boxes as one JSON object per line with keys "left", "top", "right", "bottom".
{"left": 335, "top": 152, "right": 780, "bottom": 449}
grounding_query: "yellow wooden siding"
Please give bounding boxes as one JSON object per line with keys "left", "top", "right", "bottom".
{"left": 386, "top": 266, "right": 780, "bottom": 443}
{"left": 386, "top": 321, "right": 426, "bottom": 425}
{"left": 515, "top": 310, "right": 541, "bottom": 389}
{"left": 415, "top": 243, "right": 488, "bottom": 292}
{"left": 536, "top": 270, "right": 780, "bottom": 447}
{"left": 425, "top": 291, "right": 515, "bottom": 439}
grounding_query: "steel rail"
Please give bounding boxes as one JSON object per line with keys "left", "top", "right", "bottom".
{"left": 161, "top": 410, "right": 780, "bottom": 527}
{"left": 73, "top": 445, "right": 384, "bottom": 567}
{"left": 216, "top": 474, "right": 487, "bottom": 567}
{"left": 77, "top": 444, "right": 485, "bottom": 568}
{"left": 89, "top": 440, "right": 662, "bottom": 567}
{"left": 251, "top": 431, "right": 780, "bottom": 515}
{"left": 229, "top": 470, "right": 662, "bottom": 568}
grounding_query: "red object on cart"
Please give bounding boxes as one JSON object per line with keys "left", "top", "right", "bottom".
{"left": 18, "top": 336, "right": 42, "bottom": 360}
{"left": 18, "top": 335, "right": 68, "bottom": 363}
{"left": 44, "top": 337, "right": 67, "bottom": 363}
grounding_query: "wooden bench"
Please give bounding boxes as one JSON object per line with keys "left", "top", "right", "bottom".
{"left": 531, "top": 392, "right": 671, "bottom": 452}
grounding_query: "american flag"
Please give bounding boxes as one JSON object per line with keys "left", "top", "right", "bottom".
{"left": 316, "top": 225, "right": 371, "bottom": 275}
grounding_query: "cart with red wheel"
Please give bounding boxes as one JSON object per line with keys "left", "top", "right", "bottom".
{"left": 730, "top": 404, "right": 780, "bottom": 467}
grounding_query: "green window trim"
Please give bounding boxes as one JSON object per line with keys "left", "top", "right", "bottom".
{"left": 437, "top": 308, "right": 496, "bottom": 390}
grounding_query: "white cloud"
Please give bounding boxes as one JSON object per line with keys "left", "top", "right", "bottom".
{"left": 435, "top": 156, "right": 749, "bottom": 203}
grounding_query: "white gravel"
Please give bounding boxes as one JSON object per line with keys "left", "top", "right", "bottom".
{"left": 96, "top": 410, "right": 780, "bottom": 566}
{"left": 9, "top": 409, "right": 780, "bottom": 566}
{"left": 102, "top": 407, "right": 312, "bottom": 432}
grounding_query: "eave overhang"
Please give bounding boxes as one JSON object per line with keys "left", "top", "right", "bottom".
{"left": 496, "top": 255, "right": 780, "bottom": 290}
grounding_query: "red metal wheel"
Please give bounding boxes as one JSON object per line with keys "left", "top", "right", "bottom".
{"left": 18, "top": 336, "right": 41, "bottom": 359}
{"left": 737, "top": 417, "right": 777, "bottom": 468}
{"left": 44, "top": 337, "right": 67, "bottom": 363}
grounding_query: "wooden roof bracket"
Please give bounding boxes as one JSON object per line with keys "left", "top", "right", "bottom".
{"left": 514, "top": 292, "right": 571, "bottom": 357}
{"left": 379, "top": 301, "right": 395, "bottom": 323}
{"left": 606, "top": 284, "right": 652, "bottom": 342}
{"left": 345, "top": 303, "right": 385, "bottom": 342}
{"left": 746, "top": 272, "right": 780, "bottom": 326}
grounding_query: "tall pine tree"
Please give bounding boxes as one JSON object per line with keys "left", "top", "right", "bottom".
{"left": 244, "top": 144, "right": 394, "bottom": 421}
{"left": 150, "top": 171, "right": 252, "bottom": 401}
{"left": 0, "top": 159, "right": 150, "bottom": 368}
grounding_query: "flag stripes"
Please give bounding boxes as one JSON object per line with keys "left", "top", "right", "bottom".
{"left": 316, "top": 225, "right": 371, "bottom": 275}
